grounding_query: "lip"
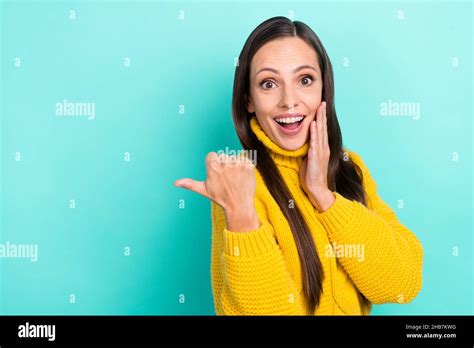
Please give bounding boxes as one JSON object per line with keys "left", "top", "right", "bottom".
{"left": 274, "top": 114, "right": 306, "bottom": 136}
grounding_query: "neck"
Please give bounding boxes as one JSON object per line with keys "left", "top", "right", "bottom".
{"left": 249, "top": 116, "right": 309, "bottom": 171}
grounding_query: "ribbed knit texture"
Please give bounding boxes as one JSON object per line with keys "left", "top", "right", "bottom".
{"left": 210, "top": 117, "right": 423, "bottom": 315}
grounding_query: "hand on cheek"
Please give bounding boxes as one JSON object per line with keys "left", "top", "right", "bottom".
{"left": 299, "top": 101, "right": 336, "bottom": 212}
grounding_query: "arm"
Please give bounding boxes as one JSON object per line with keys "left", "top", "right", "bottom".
{"left": 315, "top": 151, "right": 424, "bottom": 304}
{"left": 210, "top": 199, "right": 308, "bottom": 315}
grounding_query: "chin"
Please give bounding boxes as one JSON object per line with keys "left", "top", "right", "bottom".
{"left": 274, "top": 125, "right": 310, "bottom": 151}
{"left": 279, "top": 139, "right": 306, "bottom": 151}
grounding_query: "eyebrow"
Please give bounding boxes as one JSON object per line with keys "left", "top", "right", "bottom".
{"left": 255, "top": 64, "right": 318, "bottom": 76}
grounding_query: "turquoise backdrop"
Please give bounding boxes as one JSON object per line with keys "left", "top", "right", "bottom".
{"left": 1, "top": 0, "right": 472, "bottom": 315}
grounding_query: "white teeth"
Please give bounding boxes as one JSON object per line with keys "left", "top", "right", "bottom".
{"left": 275, "top": 116, "right": 304, "bottom": 124}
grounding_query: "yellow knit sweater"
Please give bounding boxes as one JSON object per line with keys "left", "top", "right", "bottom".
{"left": 210, "top": 117, "right": 423, "bottom": 315}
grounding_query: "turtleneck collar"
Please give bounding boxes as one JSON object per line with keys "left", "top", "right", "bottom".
{"left": 250, "top": 116, "right": 309, "bottom": 171}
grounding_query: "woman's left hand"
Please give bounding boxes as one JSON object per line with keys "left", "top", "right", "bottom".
{"left": 299, "top": 101, "right": 336, "bottom": 213}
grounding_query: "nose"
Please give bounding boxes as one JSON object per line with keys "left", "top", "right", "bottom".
{"left": 278, "top": 84, "right": 299, "bottom": 112}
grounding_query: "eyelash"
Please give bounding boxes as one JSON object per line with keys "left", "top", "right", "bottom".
{"left": 259, "top": 74, "right": 315, "bottom": 90}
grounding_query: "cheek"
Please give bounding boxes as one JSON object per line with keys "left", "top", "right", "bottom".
{"left": 304, "top": 105, "right": 320, "bottom": 122}
{"left": 254, "top": 94, "right": 278, "bottom": 113}
{"left": 302, "top": 90, "right": 322, "bottom": 108}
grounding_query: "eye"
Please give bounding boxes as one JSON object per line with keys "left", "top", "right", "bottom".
{"left": 259, "top": 79, "right": 276, "bottom": 90}
{"left": 259, "top": 74, "right": 315, "bottom": 90}
{"left": 300, "top": 75, "right": 315, "bottom": 86}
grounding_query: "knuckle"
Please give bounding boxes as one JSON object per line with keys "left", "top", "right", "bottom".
{"left": 206, "top": 152, "right": 217, "bottom": 163}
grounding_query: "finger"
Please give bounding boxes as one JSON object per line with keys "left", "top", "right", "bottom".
{"left": 308, "top": 119, "right": 317, "bottom": 160}
{"left": 240, "top": 151, "right": 256, "bottom": 168}
{"left": 317, "top": 103, "right": 324, "bottom": 151}
{"left": 207, "top": 152, "right": 222, "bottom": 166}
{"left": 323, "top": 102, "right": 328, "bottom": 149}
{"left": 174, "top": 178, "right": 209, "bottom": 198}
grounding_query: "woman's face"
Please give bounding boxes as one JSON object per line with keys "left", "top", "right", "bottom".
{"left": 247, "top": 37, "right": 323, "bottom": 151}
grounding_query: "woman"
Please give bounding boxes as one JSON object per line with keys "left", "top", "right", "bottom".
{"left": 174, "top": 16, "right": 423, "bottom": 315}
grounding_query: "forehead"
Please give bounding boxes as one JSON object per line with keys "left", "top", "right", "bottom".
{"left": 250, "top": 37, "right": 320, "bottom": 74}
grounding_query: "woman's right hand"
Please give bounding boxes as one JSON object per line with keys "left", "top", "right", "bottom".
{"left": 174, "top": 152, "right": 260, "bottom": 232}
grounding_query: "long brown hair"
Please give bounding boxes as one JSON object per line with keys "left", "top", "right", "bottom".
{"left": 231, "top": 16, "right": 371, "bottom": 313}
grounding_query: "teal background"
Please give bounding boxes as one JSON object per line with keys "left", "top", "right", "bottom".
{"left": 1, "top": 0, "right": 472, "bottom": 315}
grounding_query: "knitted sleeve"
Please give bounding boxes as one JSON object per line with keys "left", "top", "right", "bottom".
{"left": 210, "top": 199, "right": 308, "bottom": 315}
{"left": 315, "top": 150, "right": 424, "bottom": 304}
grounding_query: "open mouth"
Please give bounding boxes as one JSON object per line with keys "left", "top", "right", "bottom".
{"left": 274, "top": 115, "right": 306, "bottom": 131}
